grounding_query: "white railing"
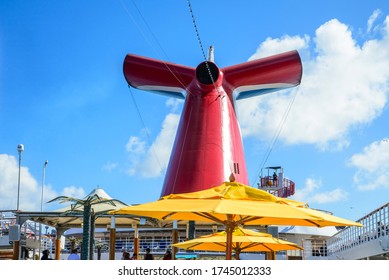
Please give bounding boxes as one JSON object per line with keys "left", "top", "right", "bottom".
{"left": 327, "top": 203, "right": 389, "bottom": 256}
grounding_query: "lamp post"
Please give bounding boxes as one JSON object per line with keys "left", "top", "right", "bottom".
{"left": 41, "top": 160, "right": 48, "bottom": 211}
{"left": 39, "top": 160, "right": 48, "bottom": 259}
{"left": 16, "top": 144, "right": 24, "bottom": 211}
{"left": 13, "top": 144, "right": 24, "bottom": 260}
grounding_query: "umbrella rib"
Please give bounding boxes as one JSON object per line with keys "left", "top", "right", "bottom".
{"left": 161, "top": 211, "right": 224, "bottom": 224}
{"left": 214, "top": 242, "right": 227, "bottom": 249}
{"left": 240, "top": 216, "right": 323, "bottom": 228}
{"left": 161, "top": 212, "right": 177, "bottom": 220}
{"left": 262, "top": 244, "right": 274, "bottom": 251}
{"left": 193, "top": 212, "right": 224, "bottom": 224}
{"left": 187, "top": 243, "right": 203, "bottom": 250}
{"left": 239, "top": 242, "right": 260, "bottom": 251}
{"left": 240, "top": 216, "right": 263, "bottom": 224}
{"left": 304, "top": 219, "right": 321, "bottom": 227}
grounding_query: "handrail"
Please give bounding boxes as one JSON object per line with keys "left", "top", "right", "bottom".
{"left": 327, "top": 202, "right": 389, "bottom": 256}
{"left": 258, "top": 177, "right": 295, "bottom": 198}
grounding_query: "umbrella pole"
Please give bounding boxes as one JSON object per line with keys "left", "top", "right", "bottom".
{"left": 172, "top": 228, "right": 179, "bottom": 260}
{"left": 225, "top": 215, "right": 234, "bottom": 260}
{"left": 109, "top": 217, "right": 116, "bottom": 260}
{"left": 134, "top": 225, "right": 139, "bottom": 258}
{"left": 266, "top": 251, "right": 276, "bottom": 260}
{"left": 235, "top": 249, "right": 240, "bottom": 260}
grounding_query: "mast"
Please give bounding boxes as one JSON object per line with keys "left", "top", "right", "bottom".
{"left": 207, "top": 45, "right": 214, "bottom": 62}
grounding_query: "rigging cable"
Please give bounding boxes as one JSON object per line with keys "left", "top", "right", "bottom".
{"left": 250, "top": 89, "right": 299, "bottom": 186}
{"left": 119, "top": 0, "right": 192, "bottom": 92}
{"left": 186, "top": 0, "right": 219, "bottom": 89}
{"left": 119, "top": 0, "right": 223, "bottom": 179}
{"left": 188, "top": 0, "right": 249, "bottom": 179}
{"left": 186, "top": 0, "right": 207, "bottom": 61}
{"left": 118, "top": 0, "right": 193, "bottom": 174}
{"left": 128, "top": 86, "right": 164, "bottom": 173}
{"left": 186, "top": 0, "right": 237, "bottom": 178}
{"left": 119, "top": 0, "right": 167, "bottom": 59}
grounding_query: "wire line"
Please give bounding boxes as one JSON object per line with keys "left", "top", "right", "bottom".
{"left": 128, "top": 87, "right": 164, "bottom": 173}
{"left": 251, "top": 89, "right": 298, "bottom": 185}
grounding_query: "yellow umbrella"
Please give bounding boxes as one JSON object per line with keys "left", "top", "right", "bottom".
{"left": 173, "top": 227, "right": 303, "bottom": 260}
{"left": 110, "top": 181, "right": 361, "bottom": 259}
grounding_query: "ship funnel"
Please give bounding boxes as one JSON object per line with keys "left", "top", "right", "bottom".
{"left": 195, "top": 61, "right": 219, "bottom": 85}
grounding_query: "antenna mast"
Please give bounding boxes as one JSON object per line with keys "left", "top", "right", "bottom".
{"left": 208, "top": 45, "right": 214, "bottom": 62}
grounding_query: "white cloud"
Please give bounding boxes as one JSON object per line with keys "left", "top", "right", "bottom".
{"left": 102, "top": 161, "right": 118, "bottom": 172}
{"left": 310, "top": 188, "right": 349, "bottom": 204}
{"left": 248, "top": 34, "right": 310, "bottom": 61}
{"left": 61, "top": 185, "right": 86, "bottom": 199}
{"left": 367, "top": 9, "right": 381, "bottom": 33}
{"left": 40, "top": 183, "right": 58, "bottom": 211}
{"left": 0, "top": 154, "right": 56, "bottom": 210}
{"left": 126, "top": 106, "right": 180, "bottom": 178}
{"left": 238, "top": 14, "right": 389, "bottom": 150}
{"left": 125, "top": 136, "right": 146, "bottom": 154}
{"left": 166, "top": 98, "right": 183, "bottom": 113}
{"left": 292, "top": 177, "right": 348, "bottom": 204}
{"left": 43, "top": 186, "right": 88, "bottom": 210}
{"left": 348, "top": 139, "right": 389, "bottom": 191}
{"left": 138, "top": 113, "right": 179, "bottom": 177}
{"left": 293, "top": 177, "right": 320, "bottom": 201}
{"left": 0, "top": 154, "right": 89, "bottom": 211}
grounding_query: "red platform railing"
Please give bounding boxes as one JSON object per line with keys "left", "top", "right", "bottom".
{"left": 259, "top": 176, "right": 295, "bottom": 198}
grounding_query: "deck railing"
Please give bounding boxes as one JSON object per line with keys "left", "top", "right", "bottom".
{"left": 327, "top": 202, "right": 389, "bottom": 255}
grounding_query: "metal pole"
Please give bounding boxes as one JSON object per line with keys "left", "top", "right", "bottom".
{"left": 14, "top": 144, "right": 24, "bottom": 260}
{"left": 41, "top": 160, "right": 48, "bottom": 211}
{"left": 208, "top": 45, "right": 214, "bottom": 62}
{"left": 171, "top": 220, "right": 178, "bottom": 260}
{"left": 39, "top": 160, "right": 48, "bottom": 259}
{"left": 16, "top": 144, "right": 24, "bottom": 211}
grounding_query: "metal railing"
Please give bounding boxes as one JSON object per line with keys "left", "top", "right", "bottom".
{"left": 327, "top": 202, "right": 389, "bottom": 255}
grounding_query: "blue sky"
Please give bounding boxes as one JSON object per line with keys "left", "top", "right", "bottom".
{"left": 1, "top": 0, "right": 388, "bottom": 222}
